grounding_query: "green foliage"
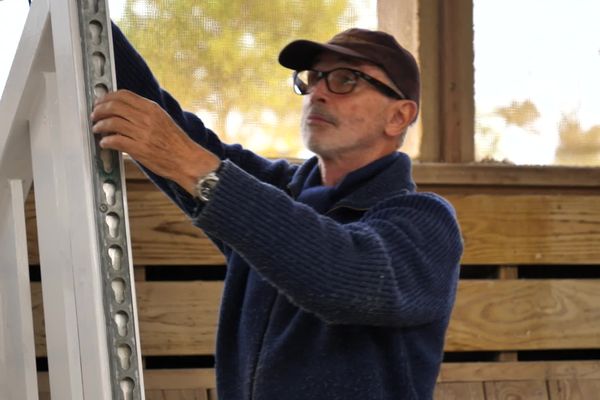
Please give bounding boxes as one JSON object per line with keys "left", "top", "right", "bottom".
{"left": 119, "top": 0, "right": 356, "bottom": 157}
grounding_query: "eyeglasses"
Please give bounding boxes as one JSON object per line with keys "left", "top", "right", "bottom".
{"left": 293, "top": 68, "right": 405, "bottom": 100}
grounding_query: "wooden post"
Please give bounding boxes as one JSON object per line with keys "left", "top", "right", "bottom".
{"left": 0, "top": 0, "right": 144, "bottom": 398}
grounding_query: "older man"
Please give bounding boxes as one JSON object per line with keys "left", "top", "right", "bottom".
{"left": 92, "top": 25, "right": 463, "bottom": 400}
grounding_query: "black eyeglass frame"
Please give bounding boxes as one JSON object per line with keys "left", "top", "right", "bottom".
{"left": 293, "top": 68, "right": 406, "bottom": 100}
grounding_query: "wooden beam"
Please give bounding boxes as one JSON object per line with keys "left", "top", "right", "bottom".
{"left": 126, "top": 159, "right": 600, "bottom": 190}
{"left": 439, "top": 0, "right": 475, "bottom": 162}
{"left": 377, "top": 0, "right": 424, "bottom": 158}
{"left": 416, "top": 0, "right": 442, "bottom": 162}
{"left": 412, "top": 162, "right": 600, "bottom": 188}
{"left": 412, "top": 0, "right": 475, "bottom": 162}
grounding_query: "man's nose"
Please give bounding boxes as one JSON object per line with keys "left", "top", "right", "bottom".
{"left": 308, "top": 77, "right": 330, "bottom": 102}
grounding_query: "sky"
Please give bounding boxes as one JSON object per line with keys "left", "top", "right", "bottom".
{"left": 473, "top": 0, "right": 600, "bottom": 164}
{"left": 1, "top": 0, "right": 598, "bottom": 164}
{"left": 0, "top": 0, "right": 29, "bottom": 93}
{"left": 0, "top": 0, "right": 126, "bottom": 93}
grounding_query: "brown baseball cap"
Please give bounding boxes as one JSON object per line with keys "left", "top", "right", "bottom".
{"left": 278, "top": 28, "right": 420, "bottom": 105}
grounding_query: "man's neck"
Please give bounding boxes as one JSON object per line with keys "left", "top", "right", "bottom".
{"left": 317, "top": 150, "right": 395, "bottom": 186}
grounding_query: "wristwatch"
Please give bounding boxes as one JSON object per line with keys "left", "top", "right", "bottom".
{"left": 195, "top": 165, "right": 222, "bottom": 203}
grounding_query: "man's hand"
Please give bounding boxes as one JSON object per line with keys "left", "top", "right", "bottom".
{"left": 91, "top": 90, "right": 220, "bottom": 195}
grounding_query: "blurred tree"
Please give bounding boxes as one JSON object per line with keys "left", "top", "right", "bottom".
{"left": 474, "top": 118, "right": 502, "bottom": 162}
{"left": 555, "top": 113, "right": 600, "bottom": 165}
{"left": 494, "top": 99, "right": 540, "bottom": 128}
{"left": 475, "top": 100, "right": 541, "bottom": 162}
{"left": 119, "top": 0, "right": 356, "bottom": 157}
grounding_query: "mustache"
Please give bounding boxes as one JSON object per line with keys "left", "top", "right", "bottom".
{"left": 304, "top": 105, "right": 338, "bottom": 126}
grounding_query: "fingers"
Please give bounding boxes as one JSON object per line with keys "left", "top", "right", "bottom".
{"left": 94, "top": 89, "right": 149, "bottom": 112}
{"left": 92, "top": 114, "right": 137, "bottom": 140}
{"left": 91, "top": 90, "right": 161, "bottom": 150}
{"left": 97, "top": 131, "right": 136, "bottom": 153}
{"left": 90, "top": 89, "right": 207, "bottom": 184}
{"left": 92, "top": 89, "right": 157, "bottom": 128}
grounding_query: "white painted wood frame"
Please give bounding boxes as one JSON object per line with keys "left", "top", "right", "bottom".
{"left": 0, "top": 0, "right": 144, "bottom": 398}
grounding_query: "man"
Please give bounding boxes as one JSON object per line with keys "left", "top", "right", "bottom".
{"left": 92, "top": 25, "right": 463, "bottom": 400}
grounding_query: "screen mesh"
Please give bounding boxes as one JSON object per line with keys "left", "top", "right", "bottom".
{"left": 111, "top": 0, "right": 377, "bottom": 158}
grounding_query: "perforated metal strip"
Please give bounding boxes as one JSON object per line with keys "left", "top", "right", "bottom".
{"left": 77, "top": 1, "right": 143, "bottom": 398}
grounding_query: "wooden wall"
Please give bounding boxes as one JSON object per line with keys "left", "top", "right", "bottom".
{"left": 28, "top": 160, "right": 600, "bottom": 400}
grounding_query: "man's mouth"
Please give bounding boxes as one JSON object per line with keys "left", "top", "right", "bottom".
{"left": 305, "top": 109, "right": 337, "bottom": 126}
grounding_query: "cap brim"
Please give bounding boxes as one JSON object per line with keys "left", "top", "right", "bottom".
{"left": 278, "top": 40, "right": 371, "bottom": 70}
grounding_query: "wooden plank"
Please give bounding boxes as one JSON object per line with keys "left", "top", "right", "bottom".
{"left": 34, "top": 279, "right": 600, "bottom": 356}
{"left": 136, "top": 282, "right": 221, "bottom": 355}
{"left": 484, "top": 381, "right": 548, "bottom": 400}
{"left": 124, "top": 155, "right": 600, "bottom": 189}
{"left": 126, "top": 184, "right": 225, "bottom": 265}
{"left": 451, "top": 194, "right": 600, "bottom": 265}
{"left": 438, "top": 361, "right": 600, "bottom": 383}
{"left": 123, "top": 193, "right": 599, "bottom": 266}
{"left": 39, "top": 370, "right": 216, "bottom": 398}
{"left": 27, "top": 192, "right": 600, "bottom": 266}
{"left": 40, "top": 369, "right": 600, "bottom": 399}
{"left": 433, "top": 382, "right": 485, "bottom": 400}
{"left": 413, "top": 162, "right": 600, "bottom": 188}
{"left": 33, "top": 281, "right": 222, "bottom": 356}
{"left": 143, "top": 370, "right": 216, "bottom": 390}
{"left": 145, "top": 389, "right": 208, "bottom": 400}
{"left": 28, "top": 167, "right": 600, "bottom": 266}
{"left": 446, "top": 280, "right": 600, "bottom": 351}
{"left": 26, "top": 187, "right": 226, "bottom": 266}
{"left": 124, "top": 152, "right": 600, "bottom": 188}
{"left": 548, "top": 379, "right": 600, "bottom": 400}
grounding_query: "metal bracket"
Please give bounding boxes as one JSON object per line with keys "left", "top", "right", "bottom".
{"left": 77, "top": 0, "right": 143, "bottom": 398}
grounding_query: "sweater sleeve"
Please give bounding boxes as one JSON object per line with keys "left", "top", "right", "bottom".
{"left": 195, "top": 161, "right": 463, "bottom": 327}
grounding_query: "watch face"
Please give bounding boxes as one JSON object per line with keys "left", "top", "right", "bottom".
{"left": 197, "top": 172, "right": 219, "bottom": 202}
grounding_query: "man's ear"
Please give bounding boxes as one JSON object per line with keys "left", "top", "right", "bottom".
{"left": 384, "top": 100, "right": 418, "bottom": 138}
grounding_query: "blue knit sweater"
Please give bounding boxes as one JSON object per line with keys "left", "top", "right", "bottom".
{"left": 112, "top": 24, "right": 463, "bottom": 400}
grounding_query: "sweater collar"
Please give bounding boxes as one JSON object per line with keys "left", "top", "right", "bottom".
{"left": 288, "top": 152, "right": 416, "bottom": 209}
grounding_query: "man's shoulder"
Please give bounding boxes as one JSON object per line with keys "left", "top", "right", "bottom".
{"left": 371, "top": 190, "right": 459, "bottom": 220}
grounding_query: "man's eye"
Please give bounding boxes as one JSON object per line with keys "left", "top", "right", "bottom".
{"left": 336, "top": 73, "right": 356, "bottom": 85}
